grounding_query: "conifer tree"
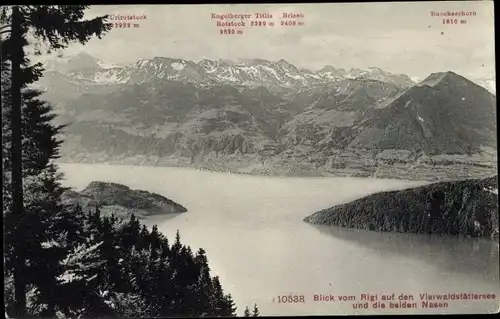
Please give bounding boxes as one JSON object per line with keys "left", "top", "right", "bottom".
{"left": 1, "top": 5, "right": 110, "bottom": 315}
{"left": 2, "top": 41, "right": 76, "bottom": 318}
{"left": 98, "top": 215, "right": 122, "bottom": 291}
{"left": 121, "top": 214, "right": 141, "bottom": 249}
{"left": 149, "top": 224, "right": 163, "bottom": 259}
{"left": 139, "top": 224, "right": 149, "bottom": 249}
{"left": 222, "top": 293, "right": 237, "bottom": 317}
{"left": 209, "top": 276, "right": 226, "bottom": 315}
{"left": 194, "top": 248, "right": 212, "bottom": 315}
{"left": 251, "top": 303, "right": 260, "bottom": 317}
{"left": 172, "top": 229, "right": 182, "bottom": 254}
{"left": 56, "top": 238, "right": 108, "bottom": 317}
{"left": 243, "top": 306, "right": 251, "bottom": 317}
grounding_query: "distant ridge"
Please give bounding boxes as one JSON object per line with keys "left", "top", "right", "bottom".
{"left": 348, "top": 70, "right": 497, "bottom": 154}
{"left": 36, "top": 53, "right": 497, "bottom": 180}
{"left": 40, "top": 53, "right": 417, "bottom": 89}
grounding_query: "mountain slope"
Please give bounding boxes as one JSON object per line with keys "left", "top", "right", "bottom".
{"left": 279, "top": 79, "right": 404, "bottom": 148}
{"left": 43, "top": 52, "right": 103, "bottom": 73}
{"left": 58, "top": 79, "right": 299, "bottom": 160}
{"left": 348, "top": 72, "right": 497, "bottom": 154}
{"left": 318, "top": 65, "right": 415, "bottom": 88}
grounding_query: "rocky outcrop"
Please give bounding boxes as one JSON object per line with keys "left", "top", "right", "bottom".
{"left": 304, "top": 176, "right": 499, "bottom": 238}
{"left": 62, "top": 181, "right": 187, "bottom": 218}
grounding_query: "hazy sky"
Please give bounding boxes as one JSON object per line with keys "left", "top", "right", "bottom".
{"left": 40, "top": 2, "right": 495, "bottom": 82}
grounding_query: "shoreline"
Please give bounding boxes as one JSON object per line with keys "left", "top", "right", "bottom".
{"left": 55, "top": 156, "right": 497, "bottom": 183}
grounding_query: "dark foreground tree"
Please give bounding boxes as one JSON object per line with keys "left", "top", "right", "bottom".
{"left": 52, "top": 216, "right": 240, "bottom": 317}
{"left": 1, "top": 43, "right": 74, "bottom": 317}
{"left": 1, "top": 5, "right": 109, "bottom": 316}
{"left": 2, "top": 5, "right": 259, "bottom": 318}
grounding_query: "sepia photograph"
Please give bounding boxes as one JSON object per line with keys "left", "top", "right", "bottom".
{"left": 2, "top": 2, "right": 498, "bottom": 318}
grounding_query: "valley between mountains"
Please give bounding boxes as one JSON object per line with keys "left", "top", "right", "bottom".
{"left": 36, "top": 53, "right": 497, "bottom": 181}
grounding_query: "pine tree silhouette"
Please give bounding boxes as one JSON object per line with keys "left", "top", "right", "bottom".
{"left": 252, "top": 303, "right": 260, "bottom": 317}
{"left": 2, "top": 44, "right": 73, "bottom": 318}
{"left": 2, "top": 6, "right": 110, "bottom": 315}
{"left": 243, "top": 306, "right": 251, "bottom": 317}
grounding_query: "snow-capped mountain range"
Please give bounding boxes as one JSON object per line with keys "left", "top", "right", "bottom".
{"left": 40, "top": 52, "right": 417, "bottom": 90}
{"left": 35, "top": 52, "right": 496, "bottom": 180}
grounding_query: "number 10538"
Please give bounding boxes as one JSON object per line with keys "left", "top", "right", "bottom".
{"left": 277, "top": 295, "right": 305, "bottom": 303}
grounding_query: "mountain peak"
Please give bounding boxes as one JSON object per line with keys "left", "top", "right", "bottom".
{"left": 69, "top": 52, "right": 100, "bottom": 65}
{"left": 43, "top": 51, "right": 100, "bottom": 72}
{"left": 134, "top": 57, "right": 178, "bottom": 67}
{"left": 240, "top": 58, "right": 272, "bottom": 66}
{"left": 319, "top": 65, "right": 336, "bottom": 72}
{"left": 199, "top": 59, "right": 222, "bottom": 71}
{"left": 74, "top": 52, "right": 95, "bottom": 59}
{"left": 349, "top": 68, "right": 497, "bottom": 155}
{"left": 152, "top": 56, "right": 177, "bottom": 63}
{"left": 199, "top": 58, "right": 216, "bottom": 65}
{"left": 318, "top": 65, "right": 346, "bottom": 78}
{"left": 417, "top": 71, "right": 472, "bottom": 88}
{"left": 274, "top": 59, "right": 299, "bottom": 73}
{"left": 219, "top": 58, "right": 236, "bottom": 65}
{"left": 276, "top": 58, "right": 291, "bottom": 66}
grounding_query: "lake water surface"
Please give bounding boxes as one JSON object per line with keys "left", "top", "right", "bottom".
{"left": 58, "top": 163, "right": 500, "bottom": 316}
